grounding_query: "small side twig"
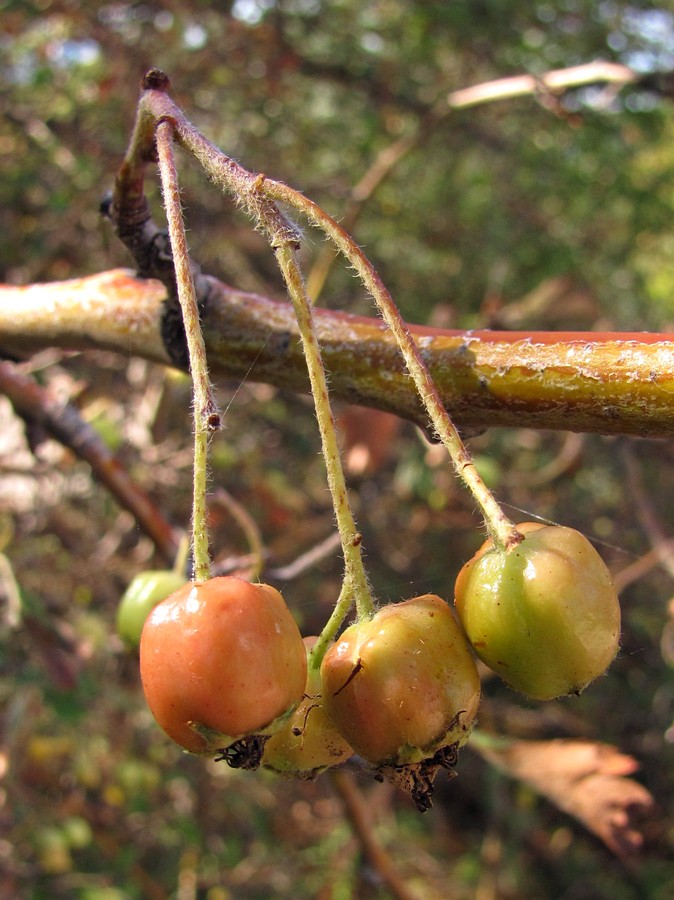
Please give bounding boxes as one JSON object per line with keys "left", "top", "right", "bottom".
{"left": 330, "top": 768, "right": 421, "bottom": 900}
{"left": 305, "top": 129, "right": 420, "bottom": 302}
{"left": 613, "top": 537, "right": 674, "bottom": 594}
{"left": 267, "top": 530, "right": 343, "bottom": 581}
{"left": 618, "top": 442, "right": 674, "bottom": 582}
{"left": 211, "top": 488, "right": 264, "bottom": 581}
{"left": 446, "top": 61, "right": 637, "bottom": 110}
{"left": 0, "top": 360, "right": 179, "bottom": 562}
{"left": 306, "top": 61, "right": 645, "bottom": 303}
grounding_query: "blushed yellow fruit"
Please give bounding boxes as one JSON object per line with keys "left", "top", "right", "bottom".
{"left": 321, "top": 595, "right": 480, "bottom": 766}
{"left": 116, "top": 570, "right": 187, "bottom": 649}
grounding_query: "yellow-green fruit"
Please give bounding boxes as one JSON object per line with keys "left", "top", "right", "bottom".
{"left": 454, "top": 524, "right": 620, "bottom": 700}
{"left": 116, "top": 570, "right": 187, "bottom": 648}
{"left": 262, "top": 637, "right": 353, "bottom": 778}
{"left": 320, "top": 595, "right": 480, "bottom": 766}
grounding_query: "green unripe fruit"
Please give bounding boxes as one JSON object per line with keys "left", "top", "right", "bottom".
{"left": 454, "top": 523, "right": 621, "bottom": 700}
{"left": 116, "top": 570, "right": 187, "bottom": 648}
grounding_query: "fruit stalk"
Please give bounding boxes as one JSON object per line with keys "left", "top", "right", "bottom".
{"left": 156, "top": 89, "right": 377, "bottom": 645}
{"left": 148, "top": 79, "right": 517, "bottom": 553}
{"left": 155, "top": 120, "right": 219, "bottom": 582}
{"left": 273, "top": 242, "right": 377, "bottom": 649}
{"left": 265, "top": 185, "right": 521, "bottom": 552}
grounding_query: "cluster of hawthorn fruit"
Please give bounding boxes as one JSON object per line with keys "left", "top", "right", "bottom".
{"left": 110, "top": 71, "right": 622, "bottom": 810}
{"left": 117, "top": 521, "right": 621, "bottom": 810}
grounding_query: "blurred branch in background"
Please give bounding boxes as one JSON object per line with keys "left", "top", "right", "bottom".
{"left": 0, "top": 359, "right": 179, "bottom": 562}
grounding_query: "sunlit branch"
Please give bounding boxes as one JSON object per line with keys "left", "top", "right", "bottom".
{"left": 446, "top": 60, "right": 638, "bottom": 110}
{"left": 1, "top": 270, "right": 673, "bottom": 438}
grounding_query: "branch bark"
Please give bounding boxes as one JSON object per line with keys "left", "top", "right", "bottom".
{"left": 1, "top": 269, "right": 673, "bottom": 438}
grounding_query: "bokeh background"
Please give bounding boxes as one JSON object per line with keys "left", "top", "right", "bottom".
{"left": 1, "top": 2, "right": 674, "bottom": 897}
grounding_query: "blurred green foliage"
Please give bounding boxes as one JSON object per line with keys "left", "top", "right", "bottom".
{"left": 2, "top": 1, "right": 674, "bottom": 898}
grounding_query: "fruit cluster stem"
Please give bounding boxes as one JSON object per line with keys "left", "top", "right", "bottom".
{"left": 162, "top": 104, "right": 377, "bottom": 646}
{"left": 155, "top": 121, "right": 219, "bottom": 582}
{"left": 265, "top": 186, "right": 521, "bottom": 553}
{"left": 274, "top": 244, "right": 376, "bottom": 652}
{"left": 152, "top": 80, "right": 518, "bottom": 551}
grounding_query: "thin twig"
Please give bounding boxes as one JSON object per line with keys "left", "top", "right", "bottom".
{"left": 308, "top": 61, "right": 640, "bottom": 301}
{"left": 330, "top": 768, "right": 421, "bottom": 900}
{"left": 0, "top": 360, "right": 179, "bottom": 562}
{"left": 613, "top": 537, "right": 674, "bottom": 594}
{"left": 211, "top": 488, "right": 264, "bottom": 581}
{"left": 446, "top": 60, "right": 637, "bottom": 110}
{"left": 305, "top": 129, "right": 420, "bottom": 301}
{"left": 267, "top": 531, "right": 343, "bottom": 581}
{"left": 619, "top": 442, "right": 674, "bottom": 581}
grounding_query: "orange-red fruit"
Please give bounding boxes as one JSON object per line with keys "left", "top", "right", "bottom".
{"left": 139, "top": 577, "right": 307, "bottom": 753}
{"left": 454, "top": 523, "right": 620, "bottom": 700}
{"left": 320, "top": 595, "right": 480, "bottom": 766}
{"left": 262, "top": 637, "right": 353, "bottom": 778}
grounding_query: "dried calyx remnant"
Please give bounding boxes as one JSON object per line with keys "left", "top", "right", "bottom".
{"left": 143, "top": 68, "right": 171, "bottom": 91}
{"left": 213, "top": 735, "right": 270, "bottom": 771}
{"left": 375, "top": 743, "right": 461, "bottom": 813}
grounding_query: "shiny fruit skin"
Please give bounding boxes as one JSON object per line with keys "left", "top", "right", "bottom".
{"left": 454, "top": 524, "right": 620, "bottom": 700}
{"left": 139, "top": 577, "right": 307, "bottom": 753}
{"left": 262, "top": 637, "right": 353, "bottom": 778}
{"left": 116, "top": 570, "right": 187, "bottom": 649}
{"left": 320, "top": 595, "right": 480, "bottom": 766}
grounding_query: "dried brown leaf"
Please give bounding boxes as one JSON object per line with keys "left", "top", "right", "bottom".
{"left": 476, "top": 737, "right": 656, "bottom": 856}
